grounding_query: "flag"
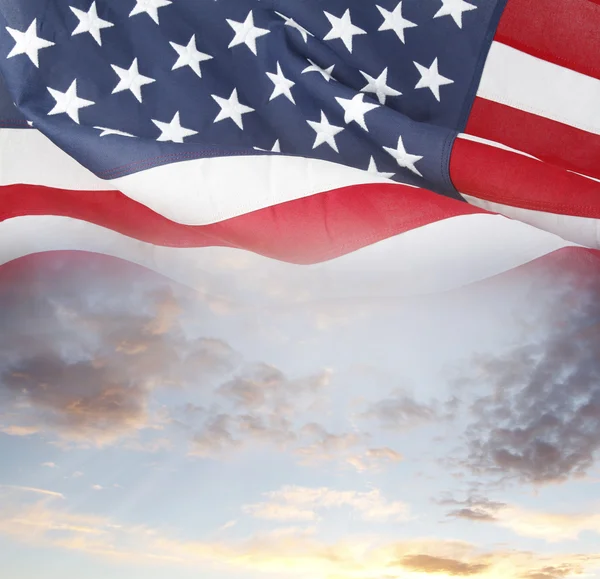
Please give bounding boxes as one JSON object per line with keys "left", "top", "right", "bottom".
{"left": 0, "top": 0, "right": 599, "bottom": 295}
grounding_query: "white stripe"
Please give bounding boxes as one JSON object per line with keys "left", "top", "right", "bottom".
{"left": 457, "top": 133, "right": 539, "bottom": 160}
{"left": 0, "top": 214, "right": 577, "bottom": 299}
{"left": 477, "top": 42, "right": 600, "bottom": 136}
{"left": 463, "top": 194, "right": 600, "bottom": 249}
{"left": 0, "top": 128, "right": 392, "bottom": 226}
{"left": 111, "top": 154, "right": 392, "bottom": 226}
{"left": 0, "top": 129, "right": 113, "bottom": 191}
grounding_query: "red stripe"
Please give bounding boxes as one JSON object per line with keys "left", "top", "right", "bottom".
{"left": 0, "top": 183, "right": 484, "bottom": 265}
{"left": 496, "top": 0, "right": 600, "bottom": 81}
{"left": 450, "top": 137, "right": 600, "bottom": 217}
{"left": 465, "top": 98, "right": 600, "bottom": 181}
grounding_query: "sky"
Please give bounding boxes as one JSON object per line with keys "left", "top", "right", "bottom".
{"left": 0, "top": 248, "right": 599, "bottom": 579}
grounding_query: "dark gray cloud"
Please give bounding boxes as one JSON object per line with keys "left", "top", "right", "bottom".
{"left": 436, "top": 494, "right": 507, "bottom": 510}
{"left": 0, "top": 253, "right": 339, "bottom": 455}
{"left": 456, "top": 274, "right": 600, "bottom": 485}
{"left": 446, "top": 508, "right": 496, "bottom": 522}
{"left": 2, "top": 353, "right": 148, "bottom": 442}
{"left": 0, "top": 255, "right": 238, "bottom": 445}
{"left": 435, "top": 494, "right": 507, "bottom": 523}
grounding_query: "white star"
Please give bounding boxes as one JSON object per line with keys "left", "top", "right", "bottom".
{"left": 212, "top": 88, "right": 254, "bottom": 130}
{"left": 413, "top": 58, "right": 454, "bottom": 101}
{"left": 383, "top": 135, "right": 423, "bottom": 177}
{"left": 94, "top": 126, "right": 136, "bottom": 138}
{"left": 266, "top": 62, "right": 295, "bottom": 104}
{"left": 367, "top": 156, "right": 395, "bottom": 179}
{"left": 302, "top": 59, "right": 335, "bottom": 82}
{"left": 6, "top": 19, "right": 54, "bottom": 67}
{"left": 170, "top": 35, "right": 213, "bottom": 78}
{"left": 129, "top": 0, "right": 172, "bottom": 25}
{"left": 47, "top": 80, "right": 94, "bottom": 124}
{"left": 377, "top": 2, "right": 417, "bottom": 44}
{"left": 360, "top": 68, "right": 401, "bottom": 105}
{"left": 254, "top": 139, "right": 281, "bottom": 152}
{"left": 152, "top": 112, "right": 198, "bottom": 143}
{"left": 227, "top": 11, "right": 270, "bottom": 56}
{"left": 323, "top": 9, "right": 366, "bottom": 53}
{"left": 434, "top": 0, "right": 477, "bottom": 28}
{"left": 335, "top": 93, "right": 378, "bottom": 131}
{"left": 307, "top": 111, "right": 344, "bottom": 153}
{"left": 70, "top": 2, "right": 114, "bottom": 46}
{"left": 111, "top": 58, "right": 155, "bottom": 103}
{"left": 274, "top": 11, "right": 313, "bottom": 42}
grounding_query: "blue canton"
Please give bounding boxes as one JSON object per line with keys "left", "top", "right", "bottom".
{"left": 0, "top": 0, "right": 507, "bottom": 198}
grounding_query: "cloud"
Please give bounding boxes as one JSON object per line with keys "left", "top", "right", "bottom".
{"left": 522, "top": 565, "right": 583, "bottom": 579}
{"left": 494, "top": 506, "right": 600, "bottom": 543}
{"left": 0, "top": 485, "right": 64, "bottom": 499}
{"left": 217, "top": 364, "right": 331, "bottom": 413}
{"left": 243, "top": 501, "right": 317, "bottom": 522}
{"left": 397, "top": 553, "right": 489, "bottom": 576}
{"left": 41, "top": 462, "right": 58, "bottom": 469}
{"left": 236, "top": 413, "right": 296, "bottom": 445}
{"left": 2, "top": 353, "right": 150, "bottom": 446}
{"left": 0, "top": 490, "right": 134, "bottom": 553}
{"left": 189, "top": 414, "right": 241, "bottom": 457}
{"left": 437, "top": 494, "right": 507, "bottom": 523}
{"left": 243, "top": 485, "right": 411, "bottom": 523}
{"left": 438, "top": 493, "right": 600, "bottom": 542}
{"left": 0, "top": 487, "right": 598, "bottom": 579}
{"left": 186, "top": 366, "right": 337, "bottom": 459}
{"left": 0, "top": 261, "right": 240, "bottom": 447}
{"left": 0, "top": 489, "right": 596, "bottom": 579}
{"left": 437, "top": 495, "right": 507, "bottom": 510}
{"left": 0, "top": 425, "right": 40, "bottom": 436}
{"left": 447, "top": 508, "right": 498, "bottom": 522}
{"left": 449, "top": 273, "right": 600, "bottom": 486}
{"left": 361, "top": 389, "right": 439, "bottom": 431}
{"left": 346, "top": 447, "right": 403, "bottom": 472}
{"left": 179, "top": 363, "right": 397, "bottom": 469}
{"left": 296, "top": 422, "right": 365, "bottom": 463}
{"left": 0, "top": 253, "right": 394, "bottom": 472}
{"left": 182, "top": 338, "right": 239, "bottom": 379}
{"left": 142, "top": 288, "right": 182, "bottom": 336}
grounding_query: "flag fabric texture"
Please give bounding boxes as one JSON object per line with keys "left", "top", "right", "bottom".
{"left": 0, "top": 0, "right": 599, "bottom": 296}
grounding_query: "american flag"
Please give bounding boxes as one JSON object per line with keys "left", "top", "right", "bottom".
{"left": 0, "top": 0, "right": 599, "bottom": 294}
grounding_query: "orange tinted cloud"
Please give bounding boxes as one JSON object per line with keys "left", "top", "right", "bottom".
{"left": 0, "top": 489, "right": 597, "bottom": 579}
